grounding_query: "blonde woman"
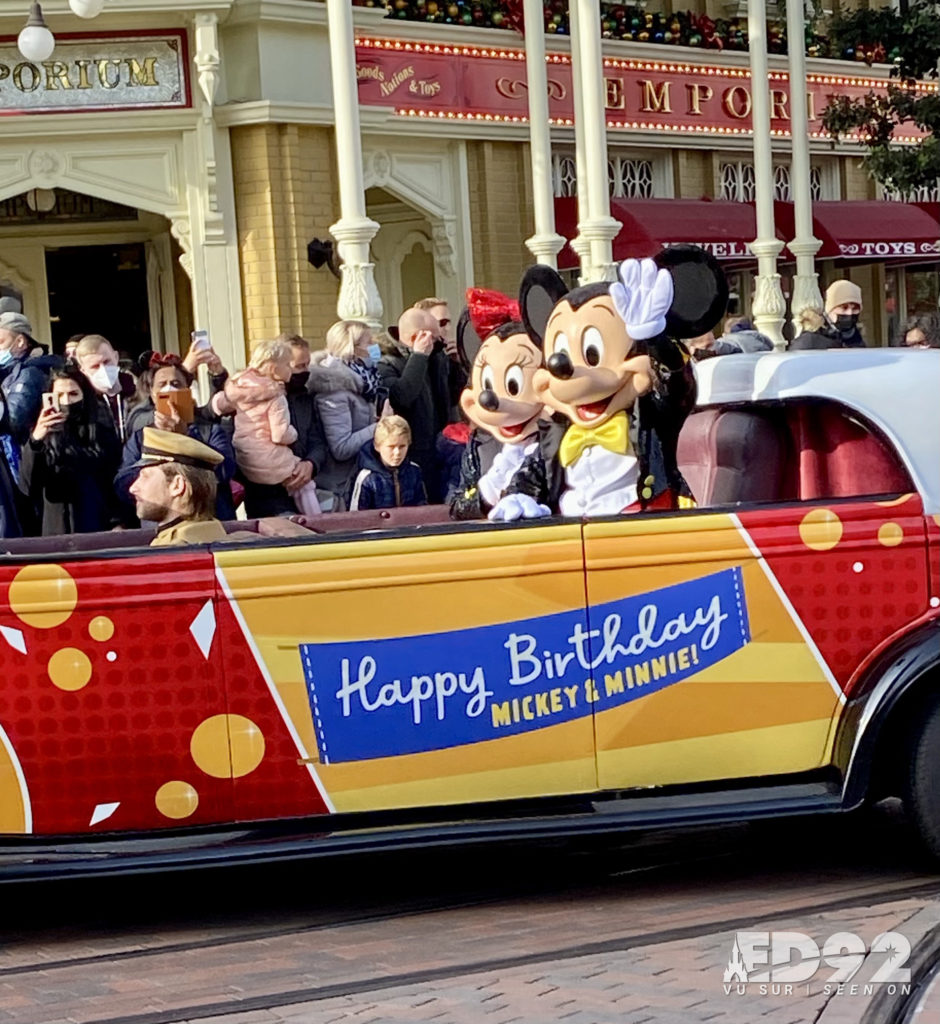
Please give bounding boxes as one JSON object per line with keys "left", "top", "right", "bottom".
{"left": 307, "top": 319, "right": 385, "bottom": 504}
{"left": 216, "top": 338, "right": 321, "bottom": 516}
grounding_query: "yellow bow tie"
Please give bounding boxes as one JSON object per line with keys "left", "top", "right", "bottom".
{"left": 559, "top": 410, "right": 630, "bottom": 468}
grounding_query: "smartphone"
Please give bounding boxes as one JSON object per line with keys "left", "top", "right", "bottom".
{"left": 156, "top": 388, "right": 195, "bottom": 425}
{"left": 41, "top": 392, "right": 60, "bottom": 413}
{"left": 191, "top": 329, "right": 211, "bottom": 353}
{"left": 166, "top": 388, "right": 195, "bottom": 424}
{"left": 374, "top": 385, "right": 390, "bottom": 416}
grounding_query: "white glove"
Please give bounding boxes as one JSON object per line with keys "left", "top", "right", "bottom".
{"left": 487, "top": 493, "right": 551, "bottom": 522}
{"left": 609, "top": 258, "right": 674, "bottom": 341}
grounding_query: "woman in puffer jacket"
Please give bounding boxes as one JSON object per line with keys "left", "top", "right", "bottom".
{"left": 306, "top": 320, "right": 382, "bottom": 507}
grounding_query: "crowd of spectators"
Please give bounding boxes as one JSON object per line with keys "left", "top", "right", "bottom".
{"left": 0, "top": 280, "right": 934, "bottom": 543}
{"left": 0, "top": 293, "right": 465, "bottom": 541}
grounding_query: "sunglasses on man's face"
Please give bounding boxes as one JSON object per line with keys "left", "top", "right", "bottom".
{"left": 438, "top": 319, "right": 451, "bottom": 329}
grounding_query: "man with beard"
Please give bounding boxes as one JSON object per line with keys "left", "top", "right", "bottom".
{"left": 129, "top": 427, "right": 226, "bottom": 546}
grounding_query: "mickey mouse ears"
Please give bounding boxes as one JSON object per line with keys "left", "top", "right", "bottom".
{"left": 518, "top": 245, "right": 729, "bottom": 346}
{"left": 456, "top": 308, "right": 482, "bottom": 371}
{"left": 654, "top": 245, "right": 729, "bottom": 339}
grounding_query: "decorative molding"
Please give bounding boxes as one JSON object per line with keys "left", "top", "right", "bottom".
{"left": 336, "top": 262, "right": 384, "bottom": 325}
{"left": 390, "top": 228, "right": 432, "bottom": 266}
{"left": 431, "top": 218, "right": 458, "bottom": 278}
{"left": 366, "top": 148, "right": 393, "bottom": 188}
{"left": 0, "top": 256, "right": 33, "bottom": 297}
{"left": 331, "top": 215, "right": 383, "bottom": 326}
{"left": 26, "top": 150, "right": 64, "bottom": 189}
{"left": 194, "top": 13, "right": 222, "bottom": 115}
{"left": 525, "top": 230, "right": 566, "bottom": 268}
{"left": 169, "top": 214, "right": 194, "bottom": 278}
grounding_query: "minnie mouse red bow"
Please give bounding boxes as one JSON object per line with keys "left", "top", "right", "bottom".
{"left": 466, "top": 288, "right": 521, "bottom": 340}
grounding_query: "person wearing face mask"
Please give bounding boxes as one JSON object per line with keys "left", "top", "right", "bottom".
{"left": 791, "top": 281, "right": 866, "bottom": 350}
{"left": 211, "top": 338, "right": 322, "bottom": 518}
{"left": 75, "top": 334, "right": 137, "bottom": 443}
{"left": 226, "top": 334, "right": 329, "bottom": 518}
{"left": 306, "top": 320, "right": 384, "bottom": 509}
{"left": 115, "top": 355, "right": 236, "bottom": 525}
{"left": 0, "top": 312, "right": 61, "bottom": 446}
{"left": 0, "top": 312, "right": 63, "bottom": 500}
{"left": 18, "top": 367, "right": 122, "bottom": 536}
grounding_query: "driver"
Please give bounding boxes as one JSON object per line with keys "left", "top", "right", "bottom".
{"left": 128, "top": 427, "right": 226, "bottom": 547}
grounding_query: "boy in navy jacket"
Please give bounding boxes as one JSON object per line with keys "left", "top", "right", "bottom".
{"left": 348, "top": 415, "right": 427, "bottom": 510}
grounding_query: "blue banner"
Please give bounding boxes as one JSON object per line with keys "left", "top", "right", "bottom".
{"left": 301, "top": 567, "right": 750, "bottom": 764}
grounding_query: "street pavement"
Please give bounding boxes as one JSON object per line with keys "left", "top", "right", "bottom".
{"left": 4, "top": 809, "right": 940, "bottom": 1024}
{"left": 169, "top": 893, "right": 940, "bottom": 1024}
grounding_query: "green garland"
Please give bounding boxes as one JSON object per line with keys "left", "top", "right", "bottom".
{"left": 354, "top": 0, "right": 826, "bottom": 54}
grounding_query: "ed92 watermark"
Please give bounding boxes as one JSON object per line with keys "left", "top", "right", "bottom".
{"left": 723, "top": 930, "right": 911, "bottom": 996}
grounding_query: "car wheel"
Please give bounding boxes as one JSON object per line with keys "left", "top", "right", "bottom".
{"left": 904, "top": 698, "right": 940, "bottom": 860}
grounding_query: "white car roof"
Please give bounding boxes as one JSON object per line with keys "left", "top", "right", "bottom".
{"left": 692, "top": 348, "right": 940, "bottom": 514}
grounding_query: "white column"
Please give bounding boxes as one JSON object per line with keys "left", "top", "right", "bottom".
{"left": 747, "top": 0, "right": 786, "bottom": 348}
{"left": 567, "top": 0, "right": 591, "bottom": 279}
{"left": 326, "top": 0, "right": 383, "bottom": 328}
{"left": 785, "top": 0, "right": 823, "bottom": 337}
{"left": 573, "top": 0, "right": 620, "bottom": 282}
{"left": 523, "top": 0, "right": 565, "bottom": 268}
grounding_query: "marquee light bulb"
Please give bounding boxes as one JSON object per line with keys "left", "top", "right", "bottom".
{"left": 68, "top": 0, "right": 104, "bottom": 16}
{"left": 18, "top": 2, "right": 55, "bottom": 62}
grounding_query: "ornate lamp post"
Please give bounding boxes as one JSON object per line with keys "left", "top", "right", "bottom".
{"left": 785, "top": 0, "right": 823, "bottom": 336}
{"left": 567, "top": 0, "right": 593, "bottom": 280}
{"left": 747, "top": 0, "right": 786, "bottom": 347}
{"left": 572, "top": 0, "right": 620, "bottom": 282}
{"left": 326, "top": 0, "right": 383, "bottom": 327}
{"left": 523, "top": 0, "right": 566, "bottom": 268}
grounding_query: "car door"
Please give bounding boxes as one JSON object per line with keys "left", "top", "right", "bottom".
{"left": 0, "top": 548, "right": 231, "bottom": 835}
{"left": 214, "top": 520, "right": 598, "bottom": 818}
{"left": 581, "top": 507, "right": 844, "bottom": 792}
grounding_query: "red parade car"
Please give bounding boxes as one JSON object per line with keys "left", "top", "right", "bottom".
{"left": 0, "top": 346, "right": 936, "bottom": 879}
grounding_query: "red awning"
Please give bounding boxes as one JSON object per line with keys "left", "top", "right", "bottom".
{"left": 777, "top": 200, "right": 940, "bottom": 263}
{"left": 554, "top": 197, "right": 780, "bottom": 269}
{"left": 556, "top": 197, "right": 940, "bottom": 270}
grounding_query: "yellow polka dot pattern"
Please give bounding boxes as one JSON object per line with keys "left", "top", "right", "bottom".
{"left": 155, "top": 781, "right": 199, "bottom": 819}
{"left": 88, "top": 616, "right": 115, "bottom": 641}
{"left": 798, "top": 508, "right": 843, "bottom": 551}
{"left": 9, "top": 564, "right": 78, "bottom": 629}
{"left": 877, "top": 523, "right": 904, "bottom": 547}
{"left": 190, "top": 714, "right": 265, "bottom": 779}
{"left": 47, "top": 647, "right": 92, "bottom": 691}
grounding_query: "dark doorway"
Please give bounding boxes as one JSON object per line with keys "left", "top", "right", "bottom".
{"left": 45, "top": 243, "right": 151, "bottom": 361}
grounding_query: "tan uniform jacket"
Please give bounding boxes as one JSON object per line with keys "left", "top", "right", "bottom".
{"left": 150, "top": 517, "right": 228, "bottom": 547}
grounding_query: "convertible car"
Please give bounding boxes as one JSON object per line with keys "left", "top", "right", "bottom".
{"left": 0, "top": 347, "right": 936, "bottom": 878}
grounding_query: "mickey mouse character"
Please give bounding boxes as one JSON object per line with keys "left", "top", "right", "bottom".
{"left": 520, "top": 246, "right": 728, "bottom": 516}
{"left": 450, "top": 288, "right": 550, "bottom": 522}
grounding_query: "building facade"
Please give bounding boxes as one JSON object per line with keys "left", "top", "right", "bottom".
{"left": 0, "top": 0, "right": 935, "bottom": 371}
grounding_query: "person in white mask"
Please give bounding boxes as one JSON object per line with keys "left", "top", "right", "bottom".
{"left": 75, "top": 334, "right": 136, "bottom": 443}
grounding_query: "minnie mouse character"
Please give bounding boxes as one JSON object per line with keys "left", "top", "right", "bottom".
{"left": 450, "top": 288, "right": 550, "bottom": 522}
{"left": 520, "top": 246, "right": 728, "bottom": 516}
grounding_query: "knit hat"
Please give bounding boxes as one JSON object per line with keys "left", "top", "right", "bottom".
{"left": 824, "top": 280, "right": 862, "bottom": 314}
{"left": 0, "top": 311, "right": 33, "bottom": 338}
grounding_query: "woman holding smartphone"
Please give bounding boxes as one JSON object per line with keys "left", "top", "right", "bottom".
{"left": 116, "top": 355, "right": 237, "bottom": 524}
{"left": 18, "top": 367, "right": 123, "bottom": 535}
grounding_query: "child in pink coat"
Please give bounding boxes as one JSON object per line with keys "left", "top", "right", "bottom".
{"left": 217, "top": 338, "right": 321, "bottom": 517}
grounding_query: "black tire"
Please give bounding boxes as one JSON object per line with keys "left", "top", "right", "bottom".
{"left": 904, "top": 697, "right": 940, "bottom": 860}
